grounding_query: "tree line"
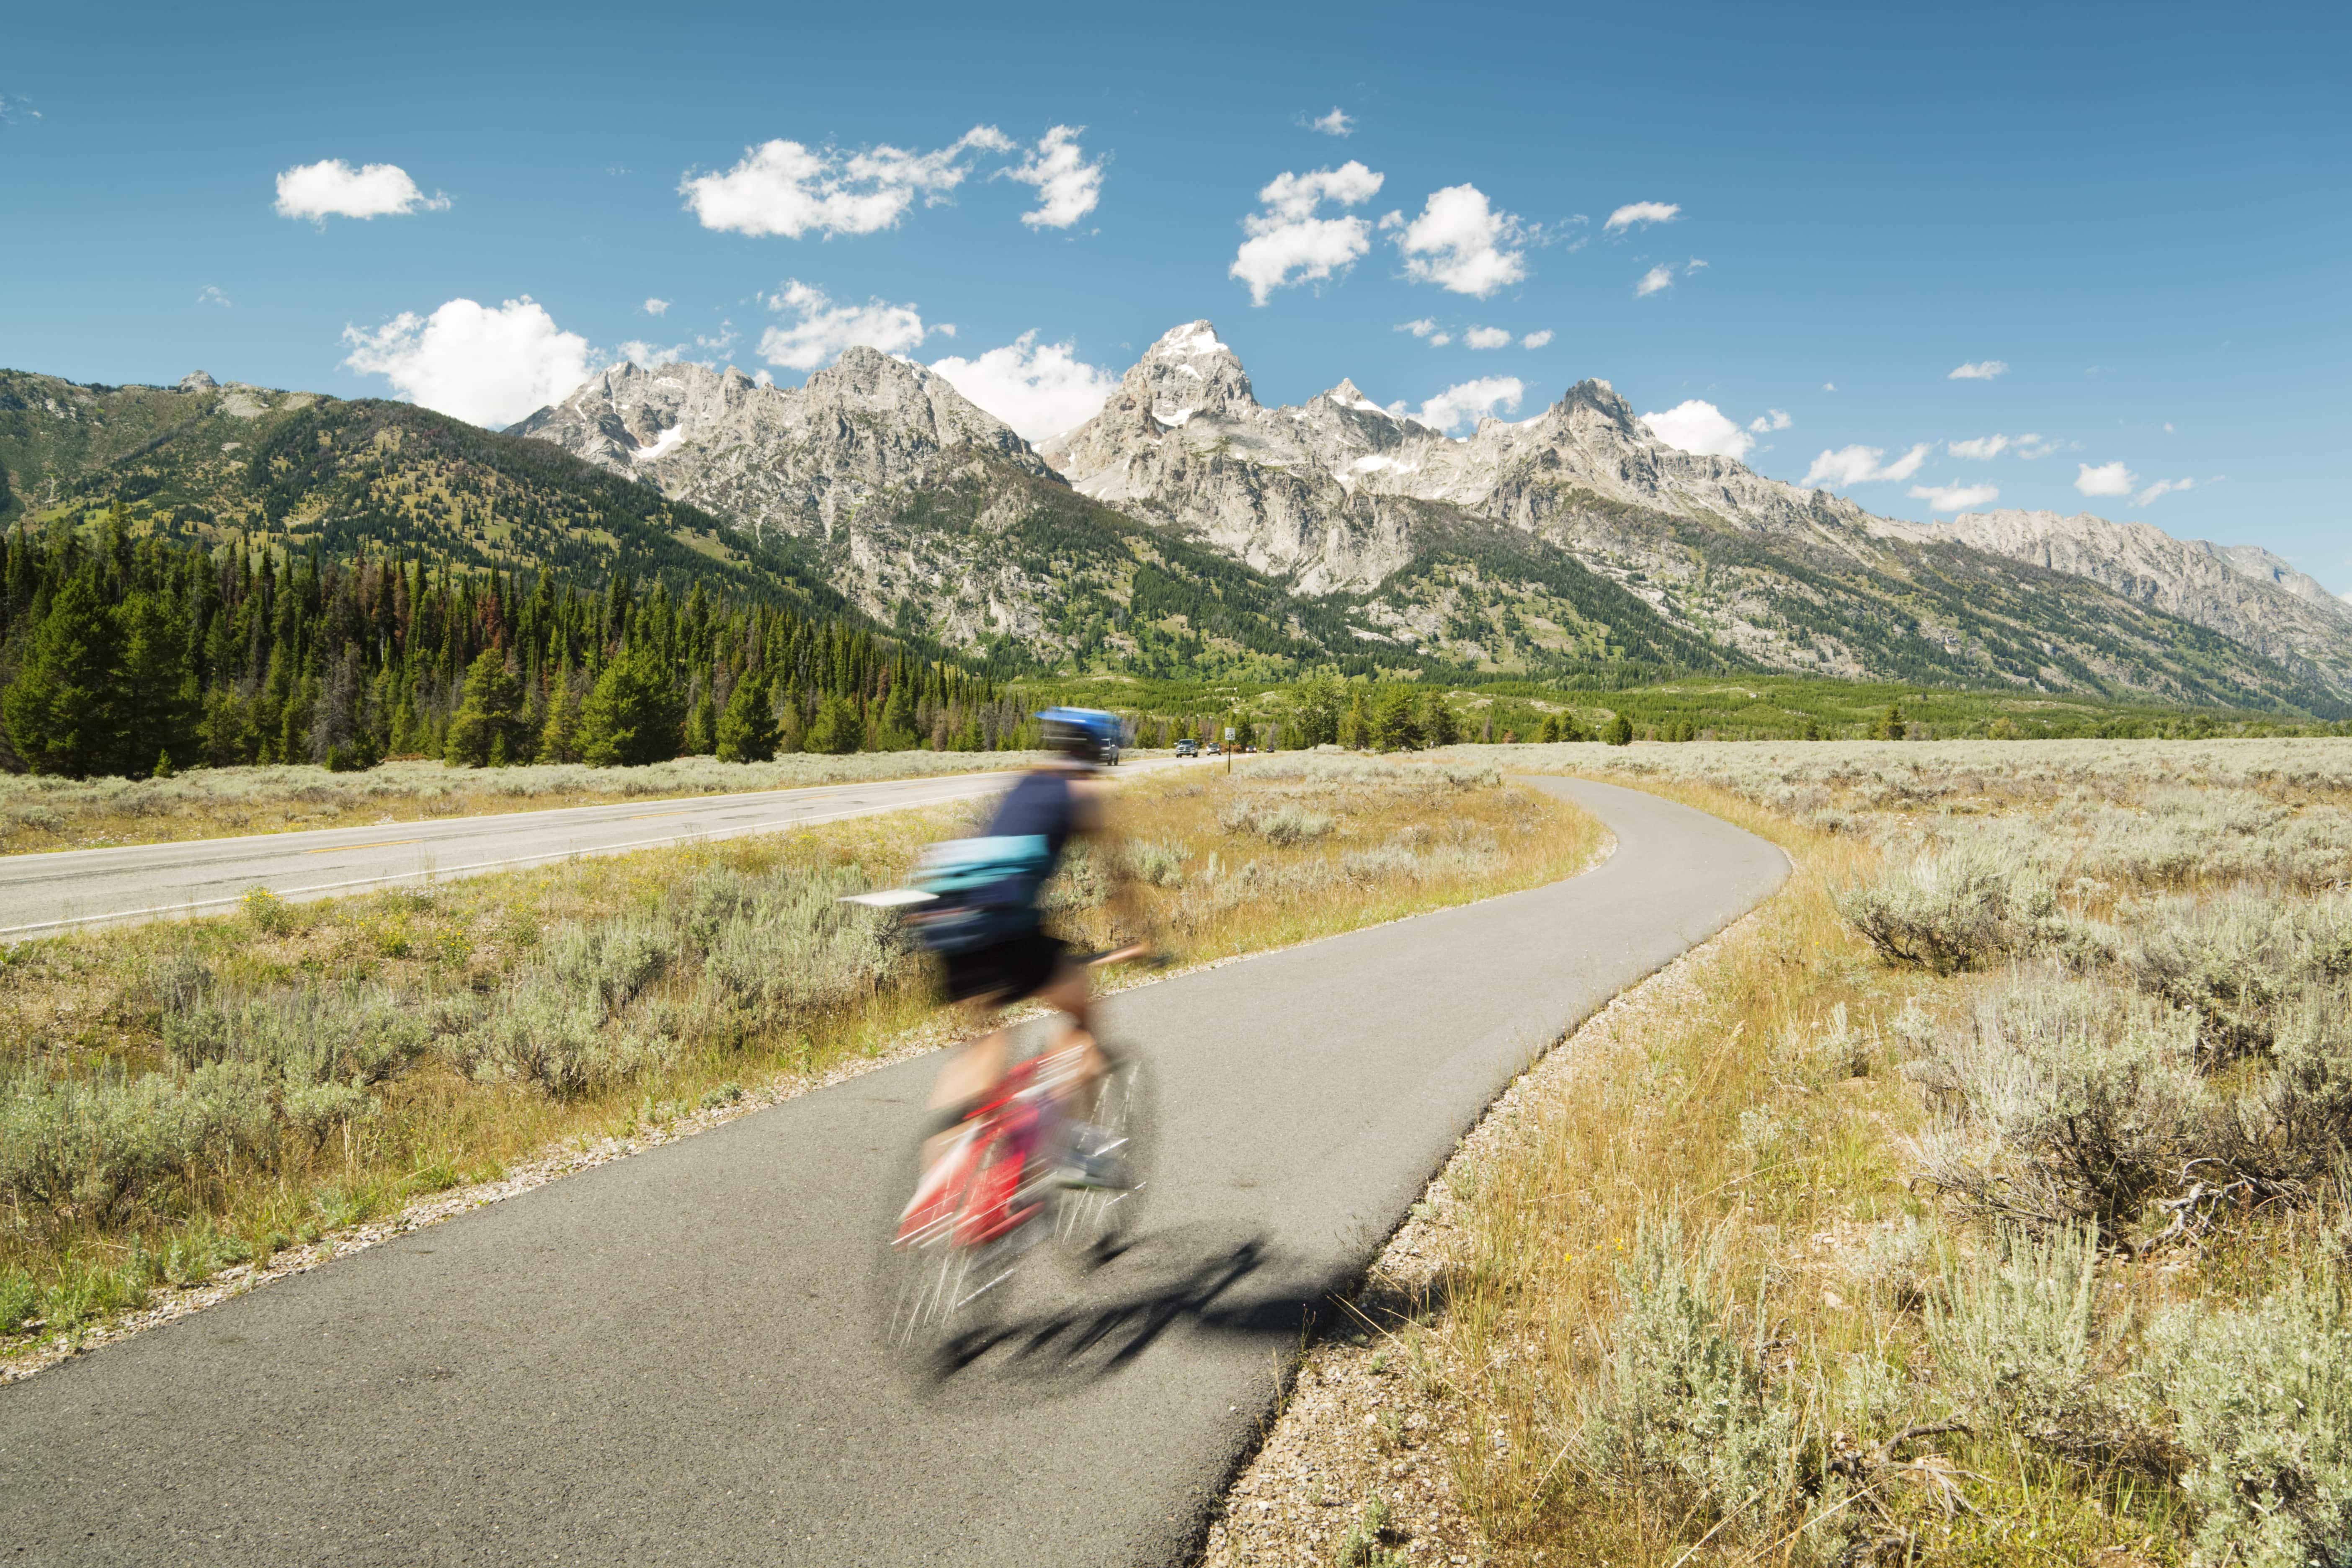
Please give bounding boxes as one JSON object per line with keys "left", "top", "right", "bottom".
{"left": 0, "top": 509, "right": 1031, "bottom": 779}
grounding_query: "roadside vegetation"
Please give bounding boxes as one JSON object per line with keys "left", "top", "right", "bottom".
{"left": 1258, "top": 738, "right": 2351, "bottom": 1567}
{"left": 0, "top": 752, "right": 1598, "bottom": 1368}
{"left": 0, "top": 751, "right": 1047, "bottom": 853}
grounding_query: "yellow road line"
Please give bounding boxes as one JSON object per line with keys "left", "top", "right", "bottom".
{"left": 304, "top": 838, "right": 422, "bottom": 854}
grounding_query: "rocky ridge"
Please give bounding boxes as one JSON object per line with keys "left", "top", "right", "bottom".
{"left": 512, "top": 350, "right": 1049, "bottom": 543}
{"left": 1937, "top": 509, "right": 2352, "bottom": 691}
{"left": 496, "top": 328, "right": 2348, "bottom": 709}
{"left": 1034, "top": 323, "right": 2352, "bottom": 706}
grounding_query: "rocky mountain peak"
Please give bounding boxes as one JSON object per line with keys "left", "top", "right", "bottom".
{"left": 1558, "top": 378, "right": 1645, "bottom": 439}
{"left": 178, "top": 371, "right": 218, "bottom": 392}
{"left": 1127, "top": 320, "right": 1255, "bottom": 425}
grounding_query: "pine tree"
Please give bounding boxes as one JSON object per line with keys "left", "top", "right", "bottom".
{"left": 115, "top": 589, "right": 200, "bottom": 775}
{"left": 538, "top": 661, "right": 580, "bottom": 763}
{"left": 878, "top": 668, "right": 918, "bottom": 750}
{"left": 1605, "top": 712, "right": 1635, "bottom": 747}
{"left": 1423, "top": 691, "right": 1460, "bottom": 748}
{"left": 577, "top": 647, "right": 680, "bottom": 767}
{"left": 1340, "top": 692, "right": 1371, "bottom": 750}
{"left": 1373, "top": 686, "right": 1421, "bottom": 752}
{"left": 444, "top": 648, "right": 526, "bottom": 767}
{"left": 804, "top": 692, "right": 862, "bottom": 755}
{"left": 682, "top": 683, "right": 717, "bottom": 756}
{"left": 715, "top": 669, "right": 778, "bottom": 763}
{"left": 4, "top": 575, "right": 123, "bottom": 777}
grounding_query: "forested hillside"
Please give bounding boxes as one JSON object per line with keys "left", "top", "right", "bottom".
{"left": 0, "top": 509, "right": 1023, "bottom": 779}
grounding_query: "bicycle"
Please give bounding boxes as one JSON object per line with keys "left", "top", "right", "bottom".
{"left": 879, "top": 1000, "right": 1157, "bottom": 1359}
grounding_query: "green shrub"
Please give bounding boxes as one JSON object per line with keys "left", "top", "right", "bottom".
{"left": 0, "top": 1265, "right": 36, "bottom": 1333}
{"left": 2124, "top": 891, "right": 2352, "bottom": 1058}
{"left": 1905, "top": 976, "right": 2206, "bottom": 1235}
{"left": 0, "top": 1063, "right": 277, "bottom": 1222}
{"left": 240, "top": 885, "right": 295, "bottom": 935}
{"left": 1574, "top": 1217, "right": 1798, "bottom": 1537}
{"left": 1837, "top": 842, "right": 2056, "bottom": 975}
{"left": 1926, "top": 1223, "right": 2164, "bottom": 1468}
{"left": 2151, "top": 1270, "right": 2352, "bottom": 1568}
{"left": 1123, "top": 838, "right": 1186, "bottom": 887}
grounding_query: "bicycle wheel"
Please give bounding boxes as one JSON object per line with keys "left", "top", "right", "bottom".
{"left": 1056, "top": 1048, "right": 1156, "bottom": 1257}
{"left": 879, "top": 1127, "right": 1034, "bottom": 1359}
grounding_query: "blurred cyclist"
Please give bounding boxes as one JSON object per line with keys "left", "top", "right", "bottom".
{"left": 908, "top": 707, "right": 1148, "bottom": 1186}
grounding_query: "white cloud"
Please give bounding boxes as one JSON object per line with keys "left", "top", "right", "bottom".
{"left": 1948, "top": 359, "right": 2009, "bottom": 381}
{"left": 1230, "top": 161, "right": 1384, "bottom": 305}
{"left": 614, "top": 340, "right": 685, "bottom": 369}
{"left": 999, "top": 125, "right": 1103, "bottom": 229}
{"left": 197, "top": 284, "right": 231, "bottom": 308}
{"left": 1604, "top": 201, "right": 1679, "bottom": 234}
{"left": 1634, "top": 264, "right": 1676, "bottom": 297}
{"left": 1643, "top": 400, "right": 1753, "bottom": 460}
{"left": 1800, "top": 442, "right": 1933, "bottom": 487}
{"left": 642, "top": 298, "right": 670, "bottom": 316}
{"left": 930, "top": 331, "right": 1118, "bottom": 442}
{"left": 1310, "top": 108, "right": 1355, "bottom": 137}
{"left": 1909, "top": 482, "right": 2000, "bottom": 512}
{"left": 757, "top": 279, "right": 929, "bottom": 371}
{"left": 2075, "top": 460, "right": 2136, "bottom": 497}
{"left": 1748, "top": 408, "right": 1792, "bottom": 433}
{"left": 1522, "top": 329, "right": 1554, "bottom": 350}
{"left": 0, "top": 92, "right": 39, "bottom": 126}
{"left": 1465, "top": 325, "right": 1512, "bottom": 350}
{"left": 2015, "top": 433, "right": 2062, "bottom": 459}
{"left": 1395, "top": 184, "right": 1527, "bottom": 297}
{"left": 1396, "top": 318, "right": 1440, "bottom": 336}
{"left": 1823, "top": 382, "right": 1837, "bottom": 392}
{"left": 2134, "top": 476, "right": 2196, "bottom": 505}
{"left": 273, "top": 160, "right": 449, "bottom": 222}
{"left": 341, "top": 296, "right": 591, "bottom": 428}
{"left": 1686, "top": 257, "right": 1709, "bottom": 271}
{"left": 1947, "top": 433, "right": 2009, "bottom": 460}
{"left": 2164, "top": 421, "right": 2176, "bottom": 433}
{"left": 1412, "top": 376, "right": 1526, "bottom": 434}
{"left": 680, "top": 126, "right": 1012, "bottom": 238}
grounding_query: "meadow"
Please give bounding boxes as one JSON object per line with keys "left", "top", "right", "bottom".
{"left": 1248, "top": 738, "right": 2352, "bottom": 1568}
{"left": 0, "top": 752, "right": 1600, "bottom": 1367}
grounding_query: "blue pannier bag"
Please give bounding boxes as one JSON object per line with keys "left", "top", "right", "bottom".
{"left": 903, "top": 834, "right": 1052, "bottom": 956}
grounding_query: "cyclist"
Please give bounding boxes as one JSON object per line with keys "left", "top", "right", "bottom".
{"left": 913, "top": 707, "right": 1148, "bottom": 1188}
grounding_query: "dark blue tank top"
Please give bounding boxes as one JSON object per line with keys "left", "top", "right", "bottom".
{"left": 984, "top": 769, "right": 1077, "bottom": 879}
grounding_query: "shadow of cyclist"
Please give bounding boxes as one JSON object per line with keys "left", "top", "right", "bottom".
{"left": 900, "top": 1224, "right": 1363, "bottom": 1407}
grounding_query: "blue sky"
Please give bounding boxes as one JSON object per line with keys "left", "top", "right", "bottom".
{"left": 3, "top": 0, "right": 2345, "bottom": 591}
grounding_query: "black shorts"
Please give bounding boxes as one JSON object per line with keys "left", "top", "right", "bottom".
{"left": 939, "top": 928, "right": 1068, "bottom": 1006}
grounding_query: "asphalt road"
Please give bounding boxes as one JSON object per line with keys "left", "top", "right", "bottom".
{"left": 0, "top": 776, "right": 1788, "bottom": 1566}
{"left": 0, "top": 769, "right": 1034, "bottom": 938}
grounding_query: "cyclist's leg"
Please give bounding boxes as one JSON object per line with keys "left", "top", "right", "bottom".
{"left": 923, "top": 997, "right": 1010, "bottom": 1172}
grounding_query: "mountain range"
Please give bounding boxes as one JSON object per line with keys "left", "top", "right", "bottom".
{"left": 5, "top": 326, "right": 2347, "bottom": 715}
{"left": 517, "top": 322, "right": 2352, "bottom": 714}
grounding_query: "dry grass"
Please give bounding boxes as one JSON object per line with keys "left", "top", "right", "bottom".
{"left": 0, "top": 752, "right": 1599, "bottom": 1368}
{"left": 0, "top": 751, "right": 1054, "bottom": 854}
{"left": 1247, "top": 740, "right": 2352, "bottom": 1568}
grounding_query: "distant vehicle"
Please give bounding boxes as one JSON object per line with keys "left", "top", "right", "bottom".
{"left": 1174, "top": 739, "right": 1199, "bottom": 758}
{"left": 1204, "top": 743, "right": 1224, "bottom": 757}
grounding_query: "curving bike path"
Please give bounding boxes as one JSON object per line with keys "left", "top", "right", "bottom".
{"left": 0, "top": 777, "right": 1787, "bottom": 1566}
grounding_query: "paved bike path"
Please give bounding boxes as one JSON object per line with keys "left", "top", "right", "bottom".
{"left": 0, "top": 777, "right": 1787, "bottom": 1566}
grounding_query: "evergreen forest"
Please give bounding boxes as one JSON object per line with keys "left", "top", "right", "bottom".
{"left": 0, "top": 508, "right": 1029, "bottom": 780}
